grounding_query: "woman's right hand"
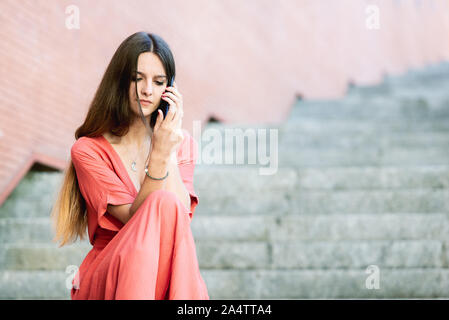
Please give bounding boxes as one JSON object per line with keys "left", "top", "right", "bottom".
{"left": 150, "top": 81, "right": 184, "bottom": 161}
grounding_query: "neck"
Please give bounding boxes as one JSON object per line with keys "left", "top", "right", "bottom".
{"left": 121, "top": 115, "right": 152, "bottom": 149}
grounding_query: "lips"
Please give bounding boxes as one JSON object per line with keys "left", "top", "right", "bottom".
{"left": 139, "top": 99, "right": 152, "bottom": 104}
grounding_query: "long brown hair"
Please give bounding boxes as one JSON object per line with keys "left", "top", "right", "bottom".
{"left": 51, "top": 31, "right": 176, "bottom": 247}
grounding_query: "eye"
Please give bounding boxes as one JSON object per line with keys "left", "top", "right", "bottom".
{"left": 155, "top": 81, "right": 164, "bottom": 86}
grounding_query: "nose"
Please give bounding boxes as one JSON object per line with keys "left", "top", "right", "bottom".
{"left": 141, "top": 79, "right": 152, "bottom": 97}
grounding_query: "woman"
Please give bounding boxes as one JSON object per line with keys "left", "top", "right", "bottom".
{"left": 51, "top": 31, "right": 209, "bottom": 300}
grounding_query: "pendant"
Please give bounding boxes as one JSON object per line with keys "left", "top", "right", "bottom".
{"left": 131, "top": 161, "right": 137, "bottom": 172}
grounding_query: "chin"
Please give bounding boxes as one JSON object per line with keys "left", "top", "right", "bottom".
{"left": 134, "top": 109, "right": 152, "bottom": 118}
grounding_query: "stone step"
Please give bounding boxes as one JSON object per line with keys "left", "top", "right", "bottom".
{"left": 203, "top": 268, "right": 449, "bottom": 299}
{"left": 195, "top": 188, "right": 449, "bottom": 216}
{"left": 201, "top": 188, "right": 448, "bottom": 216}
{"left": 1, "top": 213, "right": 447, "bottom": 244}
{"left": 293, "top": 166, "right": 449, "bottom": 190}
{"left": 0, "top": 243, "right": 90, "bottom": 271}
{"left": 0, "top": 218, "right": 60, "bottom": 244}
{"left": 279, "top": 131, "right": 449, "bottom": 149}
{"left": 208, "top": 133, "right": 449, "bottom": 167}
{"left": 202, "top": 119, "right": 449, "bottom": 149}
{"left": 289, "top": 97, "right": 449, "bottom": 121}
{"left": 2, "top": 268, "right": 449, "bottom": 299}
{"left": 279, "top": 146, "right": 449, "bottom": 167}
{"left": 0, "top": 270, "right": 72, "bottom": 299}
{"left": 267, "top": 213, "right": 449, "bottom": 241}
{"left": 6, "top": 168, "right": 449, "bottom": 218}
{"left": 346, "top": 67, "right": 449, "bottom": 99}
{"left": 381, "top": 63, "right": 449, "bottom": 90}
{"left": 282, "top": 118, "right": 449, "bottom": 133}
{"left": 1, "top": 240, "right": 447, "bottom": 271}
{"left": 285, "top": 189, "right": 449, "bottom": 215}
{"left": 2, "top": 184, "right": 447, "bottom": 219}
{"left": 346, "top": 85, "right": 449, "bottom": 105}
{"left": 195, "top": 166, "right": 449, "bottom": 193}
{"left": 2, "top": 166, "right": 448, "bottom": 219}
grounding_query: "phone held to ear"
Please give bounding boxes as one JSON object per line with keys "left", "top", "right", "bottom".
{"left": 160, "top": 75, "right": 175, "bottom": 119}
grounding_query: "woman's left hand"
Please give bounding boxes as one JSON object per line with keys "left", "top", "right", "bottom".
{"left": 161, "top": 81, "right": 184, "bottom": 163}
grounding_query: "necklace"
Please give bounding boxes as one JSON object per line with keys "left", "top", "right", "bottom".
{"left": 122, "top": 136, "right": 151, "bottom": 172}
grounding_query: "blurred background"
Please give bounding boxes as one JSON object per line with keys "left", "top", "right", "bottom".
{"left": 1, "top": 0, "right": 449, "bottom": 299}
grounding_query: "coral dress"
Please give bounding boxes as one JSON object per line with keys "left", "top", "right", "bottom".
{"left": 69, "top": 129, "right": 209, "bottom": 300}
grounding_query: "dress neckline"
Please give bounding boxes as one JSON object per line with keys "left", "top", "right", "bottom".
{"left": 98, "top": 135, "right": 139, "bottom": 196}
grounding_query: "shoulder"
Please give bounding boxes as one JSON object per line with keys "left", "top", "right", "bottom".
{"left": 71, "top": 136, "right": 104, "bottom": 159}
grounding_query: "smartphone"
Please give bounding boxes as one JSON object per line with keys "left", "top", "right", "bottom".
{"left": 159, "top": 75, "right": 175, "bottom": 119}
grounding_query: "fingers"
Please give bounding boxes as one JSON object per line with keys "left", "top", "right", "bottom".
{"left": 164, "top": 84, "right": 183, "bottom": 114}
{"left": 154, "top": 109, "right": 164, "bottom": 132}
{"left": 161, "top": 84, "right": 183, "bottom": 127}
{"left": 161, "top": 95, "right": 178, "bottom": 122}
{"left": 163, "top": 94, "right": 183, "bottom": 124}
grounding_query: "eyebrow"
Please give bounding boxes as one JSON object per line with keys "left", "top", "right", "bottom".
{"left": 135, "top": 71, "right": 167, "bottom": 79}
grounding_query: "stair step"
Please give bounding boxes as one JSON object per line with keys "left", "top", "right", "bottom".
{"left": 6, "top": 188, "right": 443, "bottom": 217}
{"left": 279, "top": 146, "right": 449, "bottom": 167}
{"left": 202, "top": 268, "right": 449, "bottom": 299}
{"left": 294, "top": 166, "right": 449, "bottom": 190}
{"left": 0, "top": 243, "right": 90, "bottom": 271}
{"left": 286, "top": 189, "right": 449, "bottom": 215}
{"left": 279, "top": 131, "right": 449, "bottom": 149}
{"left": 7, "top": 172, "right": 448, "bottom": 217}
{"left": 1, "top": 213, "right": 447, "bottom": 244}
{"left": 195, "top": 188, "right": 449, "bottom": 215}
{"left": 2, "top": 268, "right": 449, "bottom": 299}
{"left": 288, "top": 96, "right": 449, "bottom": 121}
{"left": 283, "top": 118, "right": 449, "bottom": 133}
{"left": 1, "top": 213, "right": 448, "bottom": 245}
{"left": 196, "top": 166, "right": 449, "bottom": 191}
{"left": 1, "top": 240, "right": 447, "bottom": 271}
{"left": 269, "top": 213, "right": 449, "bottom": 241}
{"left": 192, "top": 213, "right": 449, "bottom": 241}
{"left": 204, "top": 133, "right": 449, "bottom": 167}
{"left": 0, "top": 270, "right": 71, "bottom": 299}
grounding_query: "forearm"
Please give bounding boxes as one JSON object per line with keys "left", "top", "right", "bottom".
{"left": 129, "top": 150, "right": 169, "bottom": 217}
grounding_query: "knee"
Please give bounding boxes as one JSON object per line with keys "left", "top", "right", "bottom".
{"left": 147, "top": 190, "right": 185, "bottom": 226}
{"left": 148, "top": 190, "right": 181, "bottom": 212}
{"left": 149, "top": 189, "right": 178, "bottom": 202}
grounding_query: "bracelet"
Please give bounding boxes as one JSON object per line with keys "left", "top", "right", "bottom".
{"left": 144, "top": 166, "right": 169, "bottom": 180}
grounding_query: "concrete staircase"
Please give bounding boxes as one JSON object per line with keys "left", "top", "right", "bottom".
{"left": 1, "top": 62, "right": 449, "bottom": 299}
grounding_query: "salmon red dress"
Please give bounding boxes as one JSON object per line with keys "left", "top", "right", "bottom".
{"left": 69, "top": 129, "right": 209, "bottom": 300}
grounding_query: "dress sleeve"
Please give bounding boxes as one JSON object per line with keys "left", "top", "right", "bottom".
{"left": 71, "top": 142, "right": 135, "bottom": 231}
{"left": 177, "top": 129, "right": 200, "bottom": 220}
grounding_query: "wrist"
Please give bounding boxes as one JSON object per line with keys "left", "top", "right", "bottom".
{"left": 149, "top": 149, "right": 170, "bottom": 165}
{"left": 145, "top": 153, "right": 169, "bottom": 181}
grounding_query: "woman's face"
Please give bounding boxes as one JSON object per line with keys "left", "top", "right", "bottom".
{"left": 129, "top": 52, "right": 167, "bottom": 118}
